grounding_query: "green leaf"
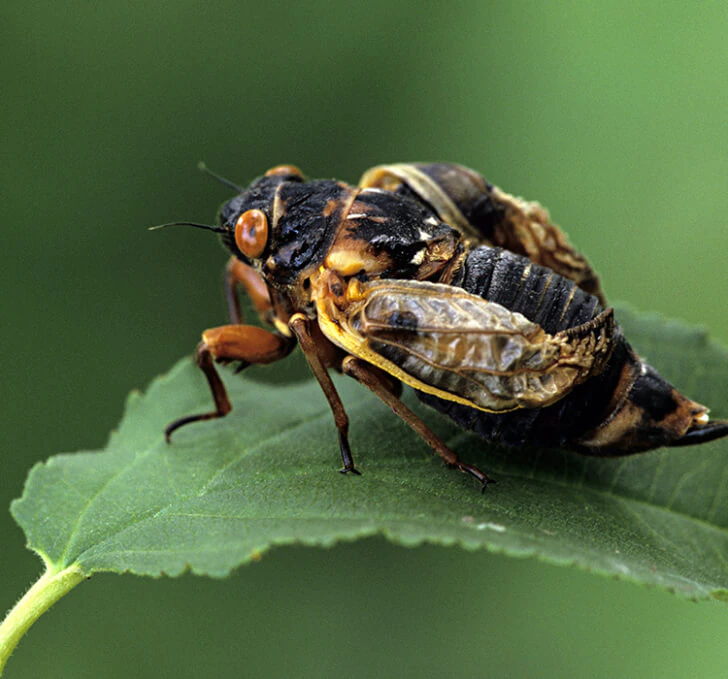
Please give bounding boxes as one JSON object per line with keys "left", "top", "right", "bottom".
{"left": 10, "top": 307, "right": 728, "bottom": 599}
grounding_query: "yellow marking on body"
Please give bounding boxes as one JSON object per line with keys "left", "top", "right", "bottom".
{"left": 410, "top": 249, "right": 426, "bottom": 265}
{"left": 514, "top": 262, "right": 531, "bottom": 298}
{"left": 536, "top": 271, "right": 554, "bottom": 309}
{"left": 558, "top": 285, "right": 577, "bottom": 324}
{"left": 345, "top": 278, "right": 365, "bottom": 302}
{"left": 322, "top": 198, "right": 339, "bottom": 217}
{"left": 324, "top": 249, "right": 366, "bottom": 276}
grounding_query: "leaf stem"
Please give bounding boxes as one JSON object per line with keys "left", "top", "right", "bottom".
{"left": 0, "top": 565, "right": 85, "bottom": 676}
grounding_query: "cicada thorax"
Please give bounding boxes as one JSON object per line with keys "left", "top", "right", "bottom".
{"left": 261, "top": 179, "right": 358, "bottom": 297}
{"left": 360, "top": 163, "right": 605, "bottom": 305}
{"left": 321, "top": 186, "right": 462, "bottom": 283}
{"left": 360, "top": 163, "right": 489, "bottom": 239}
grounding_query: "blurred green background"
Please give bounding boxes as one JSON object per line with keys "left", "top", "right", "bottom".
{"left": 3, "top": 1, "right": 728, "bottom": 677}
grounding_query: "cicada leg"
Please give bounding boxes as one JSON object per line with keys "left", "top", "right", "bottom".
{"left": 341, "top": 356, "right": 493, "bottom": 490}
{"left": 288, "top": 313, "right": 360, "bottom": 475}
{"left": 164, "top": 324, "right": 294, "bottom": 441}
{"left": 225, "top": 256, "right": 275, "bottom": 325}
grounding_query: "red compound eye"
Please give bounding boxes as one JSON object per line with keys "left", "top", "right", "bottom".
{"left": 234, "top": 209, "right": 268, "bottom": 259}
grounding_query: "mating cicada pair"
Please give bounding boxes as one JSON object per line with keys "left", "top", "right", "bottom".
{"left": 159, "top": 162, "right": 728, "bottom": 488}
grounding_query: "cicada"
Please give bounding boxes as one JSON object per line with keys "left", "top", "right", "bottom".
{"left": 158, "top": 162, "right": 728, "bottom": 488}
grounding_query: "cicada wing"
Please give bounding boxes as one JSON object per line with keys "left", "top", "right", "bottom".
{"left": 318, "top": 278, "right": 614, "bottom": 413}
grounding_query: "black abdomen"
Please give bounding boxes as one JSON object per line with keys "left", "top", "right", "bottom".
{"left": 418, "top": 246, "right": 628, "bottom": 449}
{"left": 451, "top": 246, "right": 601, "bottom": 333}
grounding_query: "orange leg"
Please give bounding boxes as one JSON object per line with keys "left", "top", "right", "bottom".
{"left": 165, "top": 324, "right": 294, "bottom": 441}
{"left": 288, "top": 313, "right": 360, "bottom": 475}
{"left": 342, "top": 356, "right": 493, "bottom": 489}
{"left": 225, "top": 257, "right": 274, "bottom": 325}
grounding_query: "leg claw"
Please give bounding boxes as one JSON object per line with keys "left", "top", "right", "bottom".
{"left": 339, "top": 466, "right": 362, "bottom": 476}
{"left": 458, "top": 462, "right": 495, "bottom": 491}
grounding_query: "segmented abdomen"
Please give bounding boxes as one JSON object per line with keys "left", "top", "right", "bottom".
{"left": 452, "top": 246, "right": 601, "bottom": 333}
{"left": 418, "top": 246, "right": 629, "bottom": 450}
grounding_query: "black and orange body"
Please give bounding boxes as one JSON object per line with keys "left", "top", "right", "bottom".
{"left": 158, "top": 162, "right": 728, "bottom": 488}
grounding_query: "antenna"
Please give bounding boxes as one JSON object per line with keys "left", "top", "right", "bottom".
{"left": 197, "top": 161, "right": 243, "bottom": 192}
{"left": 148, "top": 221, "right": 226, "bottom": 233}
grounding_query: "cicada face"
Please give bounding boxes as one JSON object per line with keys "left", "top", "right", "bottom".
{"left": 218, "top": 166, "right": 363, "bottom": 307}
{"left": 218, "top": 166, "right": 304, "bottom": 269}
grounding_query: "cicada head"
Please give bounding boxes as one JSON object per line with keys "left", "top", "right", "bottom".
{"left": 218, "top": 165, "right": 305, "bottom": 267}
{"left": 220, "top": 165, "right": 360, "bottom": 297}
